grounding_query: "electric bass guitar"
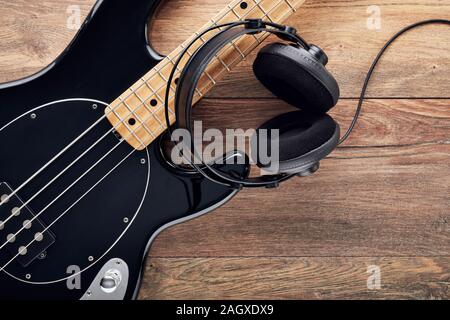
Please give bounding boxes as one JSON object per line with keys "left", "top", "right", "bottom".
{"left": 0, "top": 0, "right": 303, "bottom": 299}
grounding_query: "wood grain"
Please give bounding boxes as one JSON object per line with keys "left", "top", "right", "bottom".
{"left": 150, "top": 0, "right": 450, "bottom": 98}
{"left": 1, "top": 0, "right": 450, "bottom": 98}
{"left": 138, "top": 257, "right": 450, "bottom": 300}
{"left": 0, "top": 0, "right": 449, "bottom": 300}
{"left": 106, "top": 0, "right": 306, "bottom": 151}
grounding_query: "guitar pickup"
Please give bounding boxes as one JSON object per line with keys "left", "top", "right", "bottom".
{"left": 0, "top": 182, "right": 55, "bottom": 267}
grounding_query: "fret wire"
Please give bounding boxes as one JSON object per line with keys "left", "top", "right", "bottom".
{"left": 251, "top": 32, "right": 263, "bottom": 44}
{"left": 150, "top": 85, "right": 177, "bottom": 115}
{"left": 156, "top": 69, "right": 171, "bottom": 87}
{"left": 119, "top": 96, "right": 156, "bottom": 139}
{"left": 195, "top": 0, "right": 291, "bottom": 93}
{"left": 180, "top": 44, "right": 207, "bottom": 68}
{"left": 205, "top": 72, "right": 217, "bottom": 84}
{"left": 195, "top": 40, "right": 254, "bottom": 93}
{"left": 166, "top": 55, "right": 185, "bottom": 74}
{"left": 184, "top": 44, "right": 230, "bottom": 74}
{"left": 146, "top": 0, "right": 289, "bottom": 108}
{"left": 284, "top": 0, "right": 297, "bottom": 12}
{"left": 109, "top": 107, "right": 146, "bottom": 148}
{"left": 168, "top": 54, "right": 217, "bottom": 85}
{"left": 227, "top": 3, "right": 242, "bottom": 20}
{"left": 111, "top": 0, "right": 294, "bottom": 141}
{"left": 196, "top": 88, "right": 204, "bottom": 97}
{"left": 129, "top": 89, "right": 165, "bottom": 132}
{"left": 137, "top": 78, "right": 172, "bottom": 122}
{"left": 110, "top": 0, "right": 268, "bottom": 119}
{"left": 139, "top": 78, "right": 175, "bottom": 119}
{"left": 254, "top": 1, "right": 275, "bottom": 23}
{"left": 153, "top": 90, "right": 168, "bottom": 107}
{"left": 115, "top": 105, "right": 154, "bottom": 147}
{"left": 230, "top": 40, "right": 246, "bottom": 58}
{"left": 215, "top": 55, "right": 231, "bottom": 72}
{"left": 224, "top": 6, "right": 253, "bottom": 58}
{"left": 165, "top": 55, "right": 197, "bottom": 88}
{"left": 207, "top": 0, "right": 296, "bottom": 98}
{"left": 139, "top": 78, "right": 161, "bottom": 105}
{"left": 145, "top": 0, "right": 265, "bottom": 104}
{"left": 195, "top": 31, "right": 207, "bottom": 43}
{"left": 180, "top": 43, "right": 193, "bottom": 57}
{"left": 195, "top": 31, "right": 232, "bottom": 72}
{"left": 147, "top": 0, "right": 289, "bottom": 108}
{"left": 210, "top": 18, "right": 247, "bottom": 60}
{"left": 113, "top": 0, "right": 296, "bottom": 147}
{"left": 152, "top": 63, "right": 178, "bottom": 95}
{"left": 147, "top": 69, "right": 203, "bottom": 107}
{"left": 213, "top": 2, "right": 266, "bottom": 56}
{"left": 140, "top": 78, "right": 161, "bottom": 101}
{"left": 215, "top": 2, "right": 264, "bottom": 45}
{"left": 182, "top": 44, "right": 218, "bottom": 73}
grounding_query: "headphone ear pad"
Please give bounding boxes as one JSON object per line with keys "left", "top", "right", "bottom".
{"left": 251, "top": 111, "right": 340, "bottom": 174}
{"left": 253, "top": 43, "right": 340, "bottom": 114}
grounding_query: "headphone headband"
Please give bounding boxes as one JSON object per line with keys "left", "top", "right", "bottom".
{"left": 167, "top": 21, "right": 305, "bottom": 189}
{"left": 165, "top": 18, "right": 450, "bottom": 190}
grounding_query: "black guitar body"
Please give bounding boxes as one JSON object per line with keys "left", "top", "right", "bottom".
{"left": 0, "top": 0, "right": 249, "bottom": 299}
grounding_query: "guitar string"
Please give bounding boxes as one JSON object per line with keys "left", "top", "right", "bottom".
{"left": 0, "top": 19, "right": 240, "bottom": 229}
{"left": 0, "top": 0, "right": 252, "bottom": 207}
{"left": 0, "top": 0, "right": 273, "bottom": 230}
{"left": 0, "top": 21, "right": 244, "bottom": 253}
{"left": 0, "top": 0, "right": 276, "bottom": 223}
{"left": 0, "top": 2, "right": 296, "bottom": 271}
{"left": 0, "top": 149, "right": 137, "bottom": 272}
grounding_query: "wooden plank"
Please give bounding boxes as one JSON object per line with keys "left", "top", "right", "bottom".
{"left": 148, "top": 99, "right": 450, "bottom": 257}
{"left": 106, "top": 0, "right": 306, "bottom": 151}
{"left": 0, "top": 0, "right": 94, "bottom": 82}
{"left": 1, "top": 0, "right": 449, "bottom": 98}
{"left": 1, "top": 0, "right": 449, "bottom": 300}
{"left": 151, "top": 0, "right": 450, "bottom": 98}
{"left": 149, "top": 150, "right": 450, "bottom": 257}
{"left": 138, "top": 257, "right": 450, "bottom": 300}
{"left": 191, "top": 98, "right": 450, "bottom": 147}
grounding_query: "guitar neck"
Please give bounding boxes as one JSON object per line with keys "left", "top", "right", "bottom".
{"left": 106, "top": 0, "right": 305, "bottom": 150}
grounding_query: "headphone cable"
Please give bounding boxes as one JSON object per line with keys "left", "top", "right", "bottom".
{"left": 338, "top": 19, "right": 450, "bottom": 145}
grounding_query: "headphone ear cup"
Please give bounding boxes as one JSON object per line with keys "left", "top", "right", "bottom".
{"left": 251, "top": 111, "right": 340, "bottom": 174}
{"left": 253, "top": 43, "right": 340, "bottom": 114}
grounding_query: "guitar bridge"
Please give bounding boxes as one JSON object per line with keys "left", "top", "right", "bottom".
{"left": 0, "top": 182, "right": 55, "bottom": 267}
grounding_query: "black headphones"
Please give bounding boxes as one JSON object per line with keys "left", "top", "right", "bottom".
{"left": 165, "top": 18, "right": 450, "bottom": 190}
{"left": 165, "top": 19, "right": 340, "bottom": 189}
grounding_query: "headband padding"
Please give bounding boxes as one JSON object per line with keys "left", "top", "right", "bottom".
{"left": 253, "top": 43, "right": 340, "bottom": 114}
{"left": 252, "top": 111, "right": 339, "bottom": 172}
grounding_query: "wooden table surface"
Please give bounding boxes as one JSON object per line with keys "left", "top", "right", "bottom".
{"left": 1, "top": 0, "right": 449, "bottom": 299}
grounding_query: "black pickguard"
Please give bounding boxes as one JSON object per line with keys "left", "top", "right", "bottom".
{"left": 0, "top": 0, "right": 249, "bottom": 299}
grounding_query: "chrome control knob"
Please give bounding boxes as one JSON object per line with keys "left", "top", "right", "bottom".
{"left": 100, "top": 269, "right": 122, "bottom": 293}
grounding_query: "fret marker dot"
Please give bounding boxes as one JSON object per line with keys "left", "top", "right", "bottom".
{"left": 174, "top": 78, "right": 179, "bottom": 85}
{"left": 0, "top": 221, "right": 4, "bottom": 230}
{"left": 23, "top": 220, "right": 32, "bottom": 229}
{"left": 7, "top": 234, "right": 15, "bottom": 243}
{"left": 1, "top": 194, "right": 9, "bottom": 204}
{"left": 18, "top": 246, "right": 27, "bottom": 255}
{"left": 34, "top": 233, "right": 43, "bottom": 242}
{"left": 240, "top": 2, "right": 248, "bottom": 9}
{"left": 12, "top": 207, "right": 21, "bottom": 216}
{"left": 128, "top": 118, "right": 136, "bottom": 126}
{"left": 150, "top": 99, "right": 158, "bottom": 107}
